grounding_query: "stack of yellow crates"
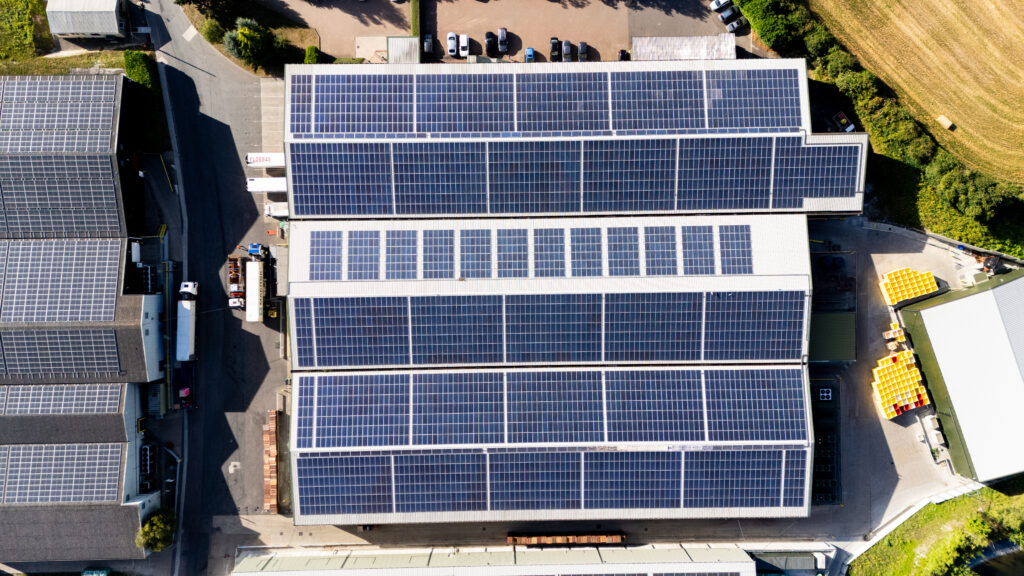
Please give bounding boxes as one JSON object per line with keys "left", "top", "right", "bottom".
{"left": 879, "top": 268, "right": 938, "bottom": 306}
{"left": 871, "top": 350, "right": 930, "bottom": 419}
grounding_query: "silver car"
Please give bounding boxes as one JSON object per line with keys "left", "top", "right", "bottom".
{"left": 447, "top": 32, "right": 457, "bottom": 57}
{"left": 709, "top": 0, "right": 732, "bottom": 11}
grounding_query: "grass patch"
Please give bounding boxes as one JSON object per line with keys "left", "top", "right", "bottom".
{"left": 0, "top": 51, "right": 124, "bottom": 74}
{"left": 850, "top": 475, "right": 1024, "bottom": 576}
{"left": 333, "top": 57, "right": 364, "bottom": 64}
{"left": 410, "top": 0, "right": 420, "bottom": 37}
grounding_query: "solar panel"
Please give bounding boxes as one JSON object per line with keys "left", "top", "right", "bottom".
{"left": 412, "top": 372, "right": 504, "bottom": 445}
{"left": 610, "top": 70, "right": 704, "bottom": 131}
{"left": 347, "top": 231, "right": 380, "bottom": 280}
{"left": 607, "top": 227, "right": 640, "bottom": 276}
{"left": 583, "top": 139, "right": 675, "bottom": 212}
{"left": 516, "top": 72, "right": 609, "bottom": 132}
{"left": 0, "top": 178, "right": 120, "bottom": 238}
{"left": 677, "top": 137, "right": 772, "bottom": 211}
{"left": 680, "top": 226, "right": 715, "bottom": 275}
{"left": 289, "top": 74, "right": 312, "bottom": 134}
{"left": 570, "top": 228, "right": 602, "bottom": 277}
{"left": 705, "top": 369, "right": 807, "bottom": 441}
{"left": 293, "top": 299, "right": 316, "bottom": 369}
{"left": 415, "top": 74, "right": 515, "bottom": 133}
{"left": 534, "top": 228, "right": 566, "bottom": 278}
{"left": 411, "top": 296, "right": 503, "bottom": 365}
{"left": 706, "top": 69, "right": 801, "bottom": 129}
{"left": 0, "top": 383, "right": 121, "bottom": 415}
{"left": 0, "top": 329, "right": 120, "bottom": 376}
{"left": 645, "top": 226, "right": 677, "bottom": 276}
{"left": 506, "top": 371, "right": 603, "bottom": 443}
{"left": 490, "top": 141, "right": 581, "bottom": 213}
{"left": 307, "top": 297, "right": 409, "bottom": 367}
{"left": 683, "top": 449, "right": 783, "bottom": 508}
{"left": 584, "top": 451, "right": 681, "bottom": 509}
{"left": 290, "top": 143, "right": 392, "bottom": 216}
{"left": 719, "top": 224, "right": 754, "bottom": 275}
{"left": 422, "top": 230, "right": 455, "bottom": 279}
{"left": 0, "top": 76, "right": 117, "bottom": 153}
{"left": 504, "top": 294, "right": 601, "bottom": 363}
{"left": 314, "top": 374, "right": 409, "bottom": 448}
{"left": 497, "top": 229, "right": 529, "bottom": 278}
{"left": 772, "top": 137, "right": 861, "bottom": 209}
{"left": 783, "top": 449, "right": 808, "bottom": 507}
{"left": 605, "top": 293, "right": 702, "bottom": 362}
{"left": 313, "top": 74, "right": 414, "bottom": 134}
{"left": 385, "top": 230, "right": 417, "bottom": 280}
{"left": 703, "top": 291, "right": 805, "bottom": 361}
{"left": 1, "top": 443, "right": 121, "bottom": 504}
{"left": 460, "top": 229, "right": 491, "bottom": 279}
{"left": 490, "top": 451, "right": 582, "bottom": 510}
{"left": 296, "top": 375, "right": 315, "bottom": 449}
{"left": 394, "top": 143, "right": 487, "bottom": 215}
{"left": 605, "top": 370, "right": 704, "bottom": 442}
{"left": 309, "top": 231, "right": 345, "bottom": 281}
{"left": 297, "top": 453, "right": 392, "bottom": 515}
{"left": 395, "top": 452, "right": 488, "bottom": 512}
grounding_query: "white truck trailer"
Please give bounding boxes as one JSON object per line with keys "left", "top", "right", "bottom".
{"left": 176, "top": 282, "right": 198, "bottom": 362}
{"left": 245, "top": 260, "right": 264, "bottom": 323}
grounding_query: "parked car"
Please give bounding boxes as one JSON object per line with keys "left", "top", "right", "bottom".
{"left": 485, "top": 31, "right": 497, "bottom": 57}
{"left": 726, "top": 16, "right": 748, "bottom": 32}
{"left": 578, "top": 41, "right": 588, "bottom": 61}
{"left": 459, "top": 34, "right": 470, "bottom": 57}
{"left": 550, "top": 37, "right": 560, "bottom": 61}
{"left": 447, "top": 32, "right": 457, "bottom": 56}
{"left": 709, "top": 0, "right": 732, "bottom": 11}
{"left": 498, "top": 28, "right": 508, "bottom": 54}
{"left": 423, "top": 33, "right": 433, "bottom": 54}
{"left": 525, "top": 47, "right": 535, "bottom": 62}
{"left": 562, "top": 39, "right": 572, "bottom": 61}
{"left": 719, "top": 6, "right": 740, "bottom": 21}
{"left": 617, "top": 49, "right": 629, "bottom": 61}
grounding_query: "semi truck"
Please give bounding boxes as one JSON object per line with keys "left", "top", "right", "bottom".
{"left": 227, "top": 255, "right": 245, "bottom": 310}
{"left": 245, "top": 259, "right": 264, "bottom": 323}
{"left": 176, "top": 282, "right": 198, "bottom": 362}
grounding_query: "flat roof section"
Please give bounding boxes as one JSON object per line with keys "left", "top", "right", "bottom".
{"left": 632, "top": 35, "right": 738, "bottom": 61}
{"left": 911, "top": 273, "right": 1024, "bottom": 482}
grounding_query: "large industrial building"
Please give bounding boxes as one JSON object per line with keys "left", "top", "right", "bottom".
{"left": 282, "top": 60, "right": 868, "bottom": 525}
{"left": 901, "top": 269, "right": 1024, "bottom": 483}
{"left": 0, "top": 75, "right": 164, "bottom": 561}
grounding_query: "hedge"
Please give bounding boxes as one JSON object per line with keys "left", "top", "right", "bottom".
{"left": 123, "top": 50, "right": 155, "bottom": 90}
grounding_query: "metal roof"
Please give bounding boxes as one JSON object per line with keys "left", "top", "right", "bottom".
{"left": 45, "top": 0, "right": 121, "bottom": 36}
{"left": 632, "top": 35, "right": 737, "bottom": 61}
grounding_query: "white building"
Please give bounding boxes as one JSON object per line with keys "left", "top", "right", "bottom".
{"left": 46, "top": 0, "right": 125, "bottom": 38}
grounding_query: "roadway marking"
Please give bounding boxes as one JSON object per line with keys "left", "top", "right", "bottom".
{"left": 182, "top": 25, "right": 198, "bottom": 42}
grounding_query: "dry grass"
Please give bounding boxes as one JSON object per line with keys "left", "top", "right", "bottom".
{"left": 0, "top": 51, "right": 124, "bottom": 75}
{"left": 807, "top": 0, "right": 1024, "bottom": 183}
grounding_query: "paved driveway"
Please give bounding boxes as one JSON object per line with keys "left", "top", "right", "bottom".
{"left": 256, "top": 0, "right": 411, "bottom": 58}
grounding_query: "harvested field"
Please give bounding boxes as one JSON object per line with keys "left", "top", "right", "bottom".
{"left": 807, "top": 0, "right": 1024, "bottom": 183}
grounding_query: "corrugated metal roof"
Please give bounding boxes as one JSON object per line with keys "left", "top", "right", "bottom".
{"left": 632, "top": 35, "right": 737, "bottom": 61}
{"left": 46, "top": 0, "right": 121, "bottom": 35}
{"left": 388, "top": 37, "right": 420, "bottom": 64}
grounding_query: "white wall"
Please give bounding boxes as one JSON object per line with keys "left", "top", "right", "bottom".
{"left": 141, "top": 294, "right": 165, "bottom": 382}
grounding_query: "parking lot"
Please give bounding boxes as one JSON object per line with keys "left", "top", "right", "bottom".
{"left": 423, "top": 0, "right": 763, "bottom": 62}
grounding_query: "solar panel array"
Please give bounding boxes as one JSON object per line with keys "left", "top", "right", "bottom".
{"left": 0, "top": 329, "right": 120, "bottom": 377}
{"left": 292, "top": 291, "right": 805, "bottom": 369}
{"left": 0, "top": 443, "right": 121, "bottom": 503}
{"left": 0, "top": 76, "right": 118, "bottom": 153}
{"left": 306, "top": 224, "right": 756, "bottom": 281}
{"left": 0, "top": 383, "right": 121, "bottom": 415}
{"left": 289, "top": 67, "right": 801, "bottom": 138}
{"left": 289, "top": 137, "right": 861, "bottom": 217}
{"left": 289, "top": 62, "right": 822, "bottom": 524}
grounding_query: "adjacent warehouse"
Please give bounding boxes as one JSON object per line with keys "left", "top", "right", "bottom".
{"left": 901, "top": 270, "right": 1024, "bottom": 482}
{"left": 282, "top": 60, "right": 868, "bottom": 526}
{"left": 45, "top": 0, "right": 125, "bottom": 38}
{"left": 0, "top": 75, "right": 164, "bottom": 561}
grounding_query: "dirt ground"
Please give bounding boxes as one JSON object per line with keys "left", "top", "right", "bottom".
{"left": 256, "top": 0, "right": 412, "bottom": 58}
{"left": 807, "top": 0, "right": 1024, "bottom": 183}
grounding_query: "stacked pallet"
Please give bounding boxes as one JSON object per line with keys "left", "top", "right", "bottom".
{"left": 879, "top": 268, "right": 938, "bottom": 306}
{"left": 871, "top": 350, "right": 930, "bottom": 419}
{"left": 263, "top": 410, "right": 278, "bottom": 514}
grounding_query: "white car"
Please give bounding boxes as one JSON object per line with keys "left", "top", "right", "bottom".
{"left": 726, "top": 16, "right": 749, "bottom": 32}
{"left": 709, "top": 0, "right": 732, "bottom": 11}
{"left": 459, "top": 34, "right": 470, "bottom": 58}
{"left": 447, "top": 32, "right": 457, "bottom": 57}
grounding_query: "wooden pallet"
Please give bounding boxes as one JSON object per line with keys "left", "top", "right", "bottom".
{"left": 263, "top": 410, "right": 278, "bottom": 514}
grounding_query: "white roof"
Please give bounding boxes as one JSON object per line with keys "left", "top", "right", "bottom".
{"left": 632, "top": 35, "right": 737, "bottom": 61}
{"left": 919, "top": 276, "right": 1024, "bottom": 482}
{"left": 46, "top": 0, "right": 120, "bottom": 35}
{"left": 387, "top": 37, "right": 420, "bottom": 64}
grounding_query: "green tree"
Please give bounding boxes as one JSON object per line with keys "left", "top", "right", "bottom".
{"left": 135, "top": 508, "right": 176, "bottom": 552}
{"left": 304, "top": 45, "right": 321, "bottom": 64}
{"left": 235, "top": 24, "right": 273, "bottom": 69}
{"left": 201, "top": 19, "right": 225, "bottom": 43}
{"left": 804, "top": 23, "right": 836, "bottom": 58}
{"left": 826, "top": 47, "right": 859, "bottom": 78}
{"left": 835, "top": 70, "right": 878, "bottom": 104}
{"left": 223, "top": 30, "right": 240, "bottom": 59}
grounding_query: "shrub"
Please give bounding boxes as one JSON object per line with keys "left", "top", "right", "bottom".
{"left": 123, "top": 50, "right": 155, "bottom": 90}
{"left": 826, "top": 47, "right": 859, "bottom": 78}
{"left": 135, "top": 508, "right": 175, "bottom": 552}
{"left": 735, "top": 0, "right": 802, "bottom": 52}
{"left": 235, "top": 24, "right": 273, "bottom": 69}
{"left": 223, "top": 30, "right": 240, "bottom": 59}
{"left": 410, "top": 0, "right": 420, "bottom": 36}
{"left": 235, "top": 17, "right": 259, "bottom": 30}
{"left": 804, "top": 23, "right": 836, "bottom": 58}
{"left": 905, "top": 136, "right": 936, "bottom": 166}
{"left": 201, "top": 18, "right": 225, "bottom": 43}
{"left": 304, "top": 45, "right": 321, "bottom": 64}
{"left": 835, "top": 70, "right": 878, "bottom": 104}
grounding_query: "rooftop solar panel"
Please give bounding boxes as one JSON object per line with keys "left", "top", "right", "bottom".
{"left": 296, "top": 375, "right": 315, "bottom": 449}
{"left": 706, "top": 69, "right": 801, "bottom": 129}
{"left": 490, "top": 141, "right": 581, "bottom": 214}
{"left": 385, "top": 230, "right": 417, "bottom": 280}
{"left": 459, "top": 229, "right": 491, "bottom": 279}
{"left": 347, "top": 230, "right": 380, "bottom": 280}
{"left": 422, "top": 230, "right": 455, "bottom": 279}
{"left": 605, "top": 292, "right": 702, "bottom": 362}
{"left": 504, "top": 294, "right": 602, "bottom": 364}
{"left": 703, "top": 291, "right": 805, "bottom": 361}
{"left": 309, "top": 231, "right": 344, "bottom": 281}
{"left": 394, "top": 142, "right": 487, "bottom": 215}
{"left": 570, "top": 228, "right": 602, "bottom": 277}
{"left": 583, "top": 139, "right": 676, "bottom": 212}
{"left": 314, "top": 374, "right": 409, "bottom": 449}
{"left": 705, "top": 369, "right": 807, "bottom": 442}
{"left": 772, "top": 137, "right": 861, "bottom": 209}
{"left": 0, "top": 383, "right": 121, "bottom": 415}
{"left": 719, "top": 225, "right": 754, "bottom": 275}
{"left": 515, "top": 72, "right": 609, "bottom": 132}
{"left": 412, "top": 372, "right": 504, "bottom": 445}
{"left": 1, "top": 443, "right": 121, "bottom": 504}
{"left": 290, "top": 143, "right": 391, "bottom": 216}
{"left": 533, "top": 228, "right": 566, "bottom": 278}
{"left": 584, "top": 451, "right": 682, "bottom": 509}
{"left": 610, "top": 70, "right": 704, "bottom": 131}
{"left": 677, "top": 137, "right": 772, "bottom": 211}
{"left": 683, "top": 449, "right": 783, "bottom": 508}
{"left": 313, "top": 74, "right": 414, "bottom": 134}
{"left": 506, "top": 371, "right": 603, "bottom": 443}
{"left": 783, "top": 449, "right": 808, "bottom": 507}
{"left": 394, "top": 452, "right": 488, "bottom": 513}
{"left": 415, "top": 74, "right": 515, "bottom": 134}
{"left": 0, "top": 329, "right": 120, "bottom": 376}
{"left": 411, "top": 295, "right": 503, "bottom": 365}
{"left": 490, "top": 451, "right": 582, "bottom": 511}
{"left": 605, "top": 370, "right": 704, "bottom": 442}
{"left": 296, "top": 452, "right": 392, "bottom": 515}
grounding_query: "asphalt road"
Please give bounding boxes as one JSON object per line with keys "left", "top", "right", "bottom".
{"left": 145, "top": 3, "right": 288, "bottom": 575}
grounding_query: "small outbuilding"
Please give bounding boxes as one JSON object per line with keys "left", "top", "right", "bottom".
{"left": 46, "top": 0, "right": 125, "bottom": 38}
{"left": 632, "top": 34, "right": 737, "bottom": 61}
